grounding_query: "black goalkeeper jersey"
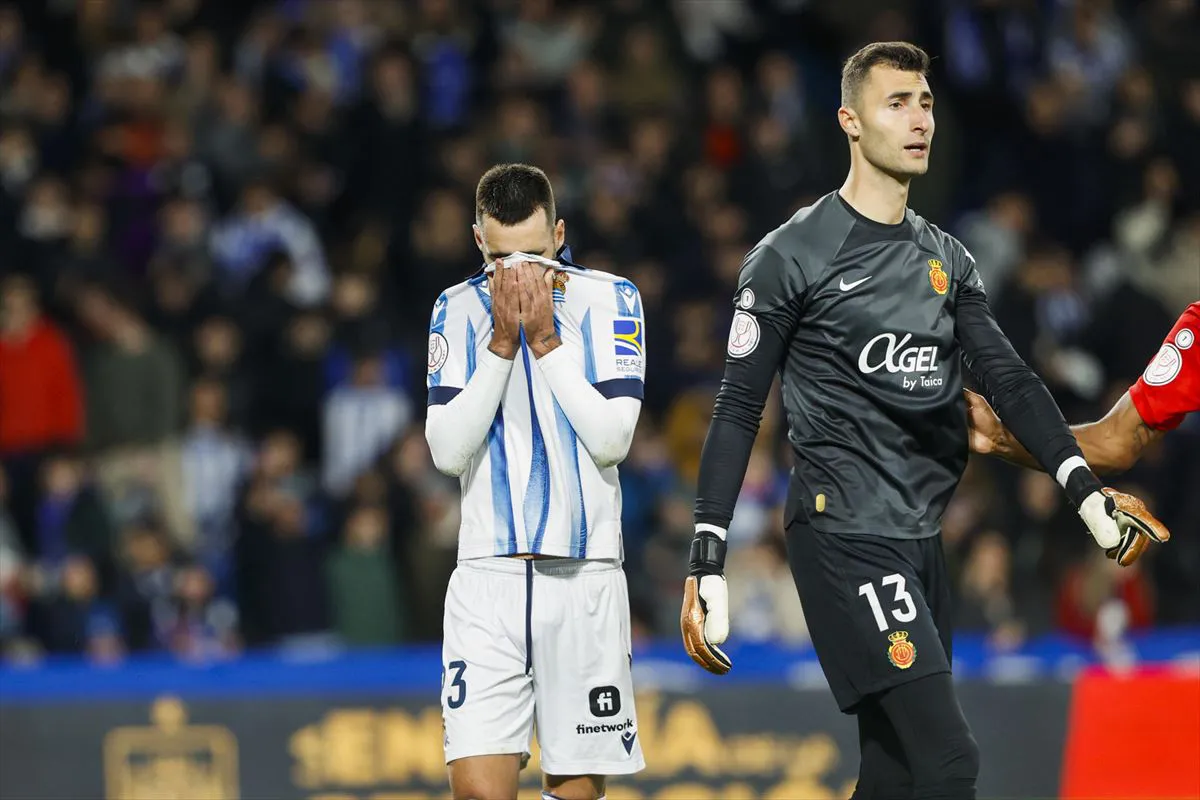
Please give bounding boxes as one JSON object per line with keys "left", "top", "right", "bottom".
{"left": 694, "top": 191, "right": 1085, "bottom": 539}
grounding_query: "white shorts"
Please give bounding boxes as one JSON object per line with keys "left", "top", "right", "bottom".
{"left": 441, "top": 556, "right": 646, "bottom": 776}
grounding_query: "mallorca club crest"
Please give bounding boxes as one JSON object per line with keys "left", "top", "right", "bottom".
{"left": 887, "top": 630, "right": 916, "bottom": 670}
{"left": 928, "top": 259, "right": 949, "bottom": 295}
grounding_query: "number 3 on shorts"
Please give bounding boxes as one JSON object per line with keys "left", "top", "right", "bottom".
{"left": 858, "top": 574, "right": 918, "bottom": 632}
{"left": 444, "top": 660, "right": 467, "bottom": 709}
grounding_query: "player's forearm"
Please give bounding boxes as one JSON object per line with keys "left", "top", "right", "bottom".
{"left": 693, "top": 413, "right": 760, "bottom": 530}
{"left": 425, "top": 348, "right": 514, "bottom": 476}
{"left": 958, "top": 299, "right": 1088, "bottom": 474}
{"left": 535, "top": 346, "right": 640, "bottom": 467}
{"left": 694, "top": 316, "right": 788, "bottom": 529}
{"left": 1067, "top": 421, "right": 1134, "bottom": 474}
{"left": 997, "top": 394, "right": 1159, "bottom": 475}
{"left": 693, "top": 369, "right": 774, "bottom": 529}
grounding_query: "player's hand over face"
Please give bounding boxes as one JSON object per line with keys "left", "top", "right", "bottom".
{"left": 488, "top": 260, "right": 521, "bottom": 359}
{"left": 518, "top": 262, "right": 560, "bottom": 358}
{"left": 964, "top": 389, "right": 1005, "bottom": 455}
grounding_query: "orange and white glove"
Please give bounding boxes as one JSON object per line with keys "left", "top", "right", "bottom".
{"left": 680, "top": 525, "right": 732, "bottom": 675}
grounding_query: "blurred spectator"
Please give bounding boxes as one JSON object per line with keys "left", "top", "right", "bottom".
{"left": 702, "top": 65, "right": 747, "bottom": 171}
{"left": 956, "top": 190, "right": 1034, "bottom": 295}
{"left": 618, "top": 416, "right": 676, "bottom": 574}
{"left": 1056, "top": 547, "right": 1154, "bottom": 641}
{"left": 97, "top": 2, "right": 185, "bottom": 85}
{"left": 1117, "top": 173, "right": 1200, "bottom": 317}
{"left": 209, "top": 178, "right": 330, "bottom": 307}
{"left": 1048, "top": 1, "right": 1132, "bottom": 127}
{"left": 195, "top": 77, "right": 262, "bottom": 206}
{"left": 236, "top": 248, "right": 298, "bottom": 361}
{"left": 673, "top": 0, "right": 756, "bottom": 63}
{"left": 145, "top": 261, "right": 219, "bottom": 354}
{"left": 23, "top": 554, "right": 121, "bottom": 659}
{"left": 115, "top": 520, "right": 179, "bottom": 652}
{"left": 0, "top": 467, "right": 24, "bottom": 645}
{"left": 499, "top": 0, "right": 596, "bottom": 89}
{"left": 169, "top": 30, "right": 220, "bottom": 124}
{"left": 151, "top": 121, "right": 215, "bottom": 212}
{"left": 0, "top": 274, "right": 84, "bottom": 541}
{"left": 387, "top": 429, "right": 459, "bottom": 642}
{"left": 180, "top": 378, "right": 252, "bottom": 591}
{"left": 725, "top": 444, "right": 785, "bottom": 549}
{"left": 0, "top": 5, "right": 23, "bottom": 80}
{"left": 409, "top": 0, "right": 479, "bottom": 131}
{"left": 252, "top": 310, "right": 330, "bottom": 459}
{"left": 610, "top": 23, "right": 686, "bottom": 118}
{"left": 726, "top": 528, "right": 809, "bottom": 645}
{"left": 322, "top": 350, "right": 412, "bottom": 498}
{"left": 992, "top": 239, "right": 1099, "bottom": 407}
{"left": 76, "top": 283, "right": 184, "bottom": 452}
{"left": 165, "top": 564, "right": 239, "bottom": 661}
{"left": 14, "top": 173, "right": 74, "bottom": 283}
{"left": 74, "top": 281, "right": 191, "bottom": 546}
{"left": 0, "top": 125, "right": 38, "bottom": 253}
{"left": 190, "top": 315, "right": 254, "bottom": 431}
{"left": 559, "top": 60, "right": 621, "bottom": 164}
{"left": 327, "top": 503, "right": 404, "bottom": 646}
{"left": 346, "top": 43, "right": 425, "bottom": 226}
{"left": 955, "top": 531, "right": 1025, "bottom": 651}
{"left": 235, "top": 429, "right": 327, "bottom": 646}
{"left": 54, "top": 200, "right": 123, "bottom": 302}
{"left": 32, "top": 451, "right": 116, "bottom": 589}
{"left": 1169, "top": 78, "right": 1200, "bottom": 211}
{"left": 326, "top": 270, "right": 409, "bottom": 391}
{"left": 730, "top": 113, "right": 821, "bottom": 230}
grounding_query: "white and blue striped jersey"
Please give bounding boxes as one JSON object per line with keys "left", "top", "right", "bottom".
{"left": 427, "top": 249, "right": 645, "bottom": 561}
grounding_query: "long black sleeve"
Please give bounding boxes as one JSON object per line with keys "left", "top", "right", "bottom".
{"left": 952, "top": 247, "right": 1091, "bottom": 490}
{"left": 694, "top": 245, "right": 807, "bottom": 528}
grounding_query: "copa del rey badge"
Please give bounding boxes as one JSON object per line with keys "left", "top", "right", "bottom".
{"left": 887, "top": 630, "right": 916, "bottom": 669}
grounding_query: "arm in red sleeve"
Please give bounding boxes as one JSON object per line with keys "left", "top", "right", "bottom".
{"left": 1128, "top": 302, "right": 1200, "bottom": 431}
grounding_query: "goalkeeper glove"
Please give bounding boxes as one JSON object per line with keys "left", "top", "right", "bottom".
{"left": 1099, "top": 488, "right": 1170, "bottom": 566}
{"left": 1066, "top": 459, "right": 1171, "bottom": 566}
{"left": 680, "top": 525, "right": 731, "bottom": 675}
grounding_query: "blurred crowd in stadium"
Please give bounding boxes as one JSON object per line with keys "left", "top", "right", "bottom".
{"left": 0, "top": 0, "right": 1197, "bottom": 665}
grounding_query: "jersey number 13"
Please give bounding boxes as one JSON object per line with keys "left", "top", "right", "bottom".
{"left": 858, "top": 574, "right": 918, "bottom": 632}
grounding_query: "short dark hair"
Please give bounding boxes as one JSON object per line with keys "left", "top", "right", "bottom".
{"left": 841, "top": 41, "right": 931, "bottom": 108}
{"left": 474, "top": 163, "right": 555, "bottom": 226}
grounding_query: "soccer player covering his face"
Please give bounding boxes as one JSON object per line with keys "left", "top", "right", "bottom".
{"left": 679, "top": 42, "right": 1170, "bottom": 800}
{"left": 426, "top": 164, "right": 647, "bottom": 800}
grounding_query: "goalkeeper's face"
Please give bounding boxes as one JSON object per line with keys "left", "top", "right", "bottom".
{"left": 843, "top": 66, "right": 935, "bottom": 180}
{"left": 474, "top": 210, "right": 566, "bottom": 265}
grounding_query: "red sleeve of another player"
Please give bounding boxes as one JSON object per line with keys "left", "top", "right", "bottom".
{"left": 1129, "top": 303, "right": 1200, "bottom": 431}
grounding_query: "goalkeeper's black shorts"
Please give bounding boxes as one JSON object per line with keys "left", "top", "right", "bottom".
{"left": 785, "top": 520, "right": 955, "bottom": 714}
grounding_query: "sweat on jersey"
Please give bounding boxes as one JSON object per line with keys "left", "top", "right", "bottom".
{"left": 694, "top": 191, "right": 1091, "bottom": 539}
{"left": 427, "top": 246, "right": 645, "bottom": 560}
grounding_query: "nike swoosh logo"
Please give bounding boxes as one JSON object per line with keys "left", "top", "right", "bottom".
{"left": 839, "top": 276, "right": 872, "bottom": 291}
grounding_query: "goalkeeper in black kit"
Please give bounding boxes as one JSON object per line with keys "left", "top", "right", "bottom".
{"left": 678, "top": 42, "right": 1171, "bottom": 800}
